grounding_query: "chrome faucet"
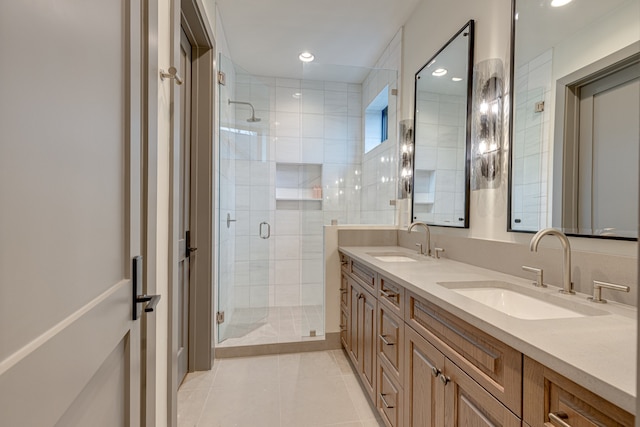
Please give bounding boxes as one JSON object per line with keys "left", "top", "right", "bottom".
{"left": 408, "top": 221, "right": 431, "bottom": 257}
{"left": 529, "top": 228, "right": 574, "bottom": 294}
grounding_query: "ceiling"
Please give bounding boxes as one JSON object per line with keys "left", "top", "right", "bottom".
{"left": 215, "top": 0, "right": 421, "bottom": 81}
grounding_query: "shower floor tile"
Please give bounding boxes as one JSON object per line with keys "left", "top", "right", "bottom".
{"left": 177, "top": 350, "right": 384, "bottom": 427}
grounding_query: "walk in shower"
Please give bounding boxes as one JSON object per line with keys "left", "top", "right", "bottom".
{"left": 216, "top": 54, "right": 398, "bottom": 347}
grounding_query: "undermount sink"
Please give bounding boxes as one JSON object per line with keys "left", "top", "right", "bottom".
{"left": 367, "top": 252, "right": 423, "bottom": 263}
{"left": 439, "top": 280, "right": 606, "bottom": 320}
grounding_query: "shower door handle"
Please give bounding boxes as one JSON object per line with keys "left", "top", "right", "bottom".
{"left": 259, "top": 222, "right": 271, "bottom": 239}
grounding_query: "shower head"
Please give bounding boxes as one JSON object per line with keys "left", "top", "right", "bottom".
{"left": 228, "top": 99, "right": 261, "bottom": 123}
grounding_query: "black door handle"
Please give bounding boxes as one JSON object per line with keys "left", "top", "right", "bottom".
{"left": 186, "top": 230, "right": 197, "bottom": 257}
{"left": 136, "top": 294, "right": 161, "bottom": 313}
{"left": 132, "top": 256, "right": 162, "bottom": 320}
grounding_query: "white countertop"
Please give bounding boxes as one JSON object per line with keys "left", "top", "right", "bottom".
{"left": 339, "top": 245, "right": 637, "bottom": 414}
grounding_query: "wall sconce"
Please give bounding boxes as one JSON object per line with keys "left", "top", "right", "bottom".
{"left": 472, "top": 59, "right": 504, "bottom": 190}
{"left": 398, "top": 119, "right": 414, "bottom": 198}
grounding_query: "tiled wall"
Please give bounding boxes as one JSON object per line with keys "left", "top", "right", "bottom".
{"left": 360, "top": 29, "right": 402, "bottom": 224}
{"left": 511, "top": 49, "right": 553, "bottom": 231}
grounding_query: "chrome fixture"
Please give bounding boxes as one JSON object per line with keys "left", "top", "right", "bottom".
{"left": 415, "top": 243, "right": 423, "bottom": 255}
{"left": 588, "top": 280, "right": 630, "bottom": 304}
{"left": 529, "top": 228, "right": 574, "bottom": 294}
{"left": 408, "top": 221, "right": 431, "bottom": 257}
{"left": 159, "top": 66, "right": 183, "bottom": 85}
{"left": 226, "top": 213, "right": 236, "bottom": 228}
{"left": 434, "top": 247, "right": 445, "bottom": 259}
{"left": 228, "top": 99, "right": 261, "bottom": 122}
{"left": 522, "top": 265, "right": 545, "bottom": 287}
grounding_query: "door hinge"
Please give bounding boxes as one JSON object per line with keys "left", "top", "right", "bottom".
{"left": 217, "top": 71, "right": 226, "bottom": 86}
{"left": 216, "top": 311, "right": 225, "bottom": 324}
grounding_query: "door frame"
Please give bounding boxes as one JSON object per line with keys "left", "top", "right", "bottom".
{"left": 167, "top": 0, "right": 216, "bottom": 425}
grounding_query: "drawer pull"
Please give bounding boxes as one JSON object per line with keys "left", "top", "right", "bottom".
{"left": 380, "top": 289, "right": 397, "bottom": 299}
{"left": 431, "top": 366, "right": 441, "bottom": 378}
{"left": 379, "top": 393, "right": 394, "bottom": 409}
{"left": 358, "top": 293, "right": 364, "bottom": 300}
{"left": 339, "top": 324, "right": 347, "bottom": 331}
{"left": 340, "top": 288, "right": 348, "bottom": 294}
{"left": 549, "top": 412, "right": 571, "bottom": 427}
{"left": 379, "top": 334, "right": 395, "bottom": 346}
{"left": 439, "top": 374, "right": 450, "bottom": 386}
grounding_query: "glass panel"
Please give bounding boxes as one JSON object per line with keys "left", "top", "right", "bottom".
{"left": 217, "top": 55, "right": 272, "bottom": 344}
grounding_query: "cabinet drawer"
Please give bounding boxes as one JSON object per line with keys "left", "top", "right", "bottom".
{"left": 378, "top": 304, "right": 404, "bottom": 382}
{"left": 378, "top": 358, "right": 404, "bottom": 427}
{"left": 340, "top": 252, "right": 350, "bottom": 273}
{"left": 523, "top": 357, "right": 634, "bottom": 427}
{"left": 406, "top": 292, "right": 522, "bottom": 416}
{"left": 379, "top": 275, "right": 405, "bottom": 317}
{"left": 340, "top": 274, "right": 349, "bottom": 309}
{"left": 350, "top": 259, "right": 377, "bottom": 293}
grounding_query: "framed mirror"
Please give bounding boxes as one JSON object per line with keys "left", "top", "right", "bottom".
{"left": 508, "top": 0, "right": 640, "bottom": 239}
{"left": 412, "top": 20, "right": 474, "bottom": 228}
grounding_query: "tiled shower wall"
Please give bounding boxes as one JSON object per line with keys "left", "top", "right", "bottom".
{"left": 361, "top": 29, "right": 402, "bottom": 224}
{"left": 511, "top": 49, "right": 553, "bottom": 231}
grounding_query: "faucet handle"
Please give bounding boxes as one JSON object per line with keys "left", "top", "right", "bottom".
{"left": 415, "top": 243, "right": 423, "bottom": 255}
{"left": 434, "top": 247, "right": 445, "bottom": 259}
{"left": 588, "top": 280, "right": 630, "bottom": 304}
{"left": 522, "top": 265, "right": 546, "bottom": 287}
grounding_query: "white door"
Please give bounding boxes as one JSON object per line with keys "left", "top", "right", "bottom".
{"left": 0, "top": 1, "right": 146, "bottom": 425}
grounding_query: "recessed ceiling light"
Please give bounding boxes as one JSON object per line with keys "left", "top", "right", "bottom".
{"left": 292, "top": 92, "right": 302, "bottom": 99}
{"left": 432, "top": 68, "right": 447, "bottom": 77}
{"left": 299, "top": 52, "right": 315, "bottom": 62}
{"left": 551, "top": 0, "right": 572, "bottom": 7}
{"left": 452, "top": 77, "right": 463, "bottom": 82}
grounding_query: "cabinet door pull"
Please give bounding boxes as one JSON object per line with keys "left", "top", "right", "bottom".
{"left": 379, "top": 334, "right": 395, "bottom": 346}
{"left": 380, "top": 289, "right": 396, "bottom": 299}
{"left": 548, "top": 412, "right": 571, "bottom": 427}
{"left": 379, "top": 393, "right": 394, "bottom": 409}
{"left": 340, "top": 288, "right": 348, "bottom": 294}
{"left": 358, "top": 293, "right": 364, "bottom": 300}
{"left": 431, "top": 366, "right": 441, "bottom": 378}
{"left": 439, "top": 374, "right": 450, "bottom": 386}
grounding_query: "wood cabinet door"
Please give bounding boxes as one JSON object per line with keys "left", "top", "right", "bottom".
{"left": 378, "top": 304, "right": 405, "bottom": 382}
{"left": 348, "top": 277, "right": 361, "bottom": 366}
{"left": 360, "top": 288, "right": 377, "bottom": 400}
{"left": 523, "top": 357, "right": 634, "bottom": 427}
{"left": 404, "top": 327, "right": 445, "bottom": 427}
{"left": 378, "top": 358, "right": 404, "bottom": 427}
{"left": 443, "top": 359, "right": 521, "bottom": 427}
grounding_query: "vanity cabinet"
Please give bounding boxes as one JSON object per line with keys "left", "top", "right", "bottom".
{"left": 338, "top": 251, "right": 633, "bottom": 427}
{"left": 346, "top": 273, "right": 377, "bottom": 401}
{"left": 523, "top": 357, "right": 634, "bottom": 427}
{"left": 406, "top": 291, "right": 522, "bottom": 416}
{"left": 404, "top": 306, "right": 521, "bottom": 427}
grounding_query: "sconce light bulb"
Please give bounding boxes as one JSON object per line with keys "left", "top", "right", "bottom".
{"left": 491, "top": 103, "right": 500, "bottom": 115}
{"left": 490, "top": 142, "right": 498, "bottom": 152}
{"left": 480, "top": 101, "right": 489, "bottom": 114}
{"left": 478, "top": 140, "right": 487, "bottom": 154}
{"left": 402, "top": 144, "right": 408, "bottom": 153}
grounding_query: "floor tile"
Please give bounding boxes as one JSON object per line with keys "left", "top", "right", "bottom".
{"left": 280, "top": 375, "right": 361, "bottom": 426}
{"left": 278, "top": 350, "right": 343, "bottom": 379}
{"left": 212, "top": 354, "right": 279, "bottom": 389}
{"left": 177, "top": 388, "right": 209, "bottom": 427}
{"left": 198, "top": 381, "right": 281, "bottom": 427}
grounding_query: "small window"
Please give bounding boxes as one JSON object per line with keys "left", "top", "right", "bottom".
{"left": 364, "top": 86, "right": 389, "bottom": 153}
{"left": 381, "top": 106, "right": 388, "bottom": 142}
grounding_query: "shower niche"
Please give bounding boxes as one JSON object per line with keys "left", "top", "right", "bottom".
{"left": 275, "top": 163, "right": 323, "bottom": 210}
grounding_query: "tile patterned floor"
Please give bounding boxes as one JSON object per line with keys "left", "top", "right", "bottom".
{"left": 177, "top": 350, "right": 384, "bottom": 427}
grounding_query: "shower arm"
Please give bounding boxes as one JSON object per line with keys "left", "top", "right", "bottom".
{"left": 228, "top": 99, "right": 256, "bottom": 116}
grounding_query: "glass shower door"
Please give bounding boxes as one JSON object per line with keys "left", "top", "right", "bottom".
{"left": 217, "top": 55, "right": 272, "bottom": 344}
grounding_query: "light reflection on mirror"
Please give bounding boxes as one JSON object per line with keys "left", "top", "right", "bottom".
{"left": 508, "top": 0, "right": 640, "bottom": 239}
{"left": 412, "top": 20, "right": 474, "bottom": 228}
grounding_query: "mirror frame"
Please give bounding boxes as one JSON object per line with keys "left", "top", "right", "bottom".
{"left": 411, "top": 20, "right": 474, "bottom": 229}
{"left": 506, "top": 0, "right": 638, "bottom": 241}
